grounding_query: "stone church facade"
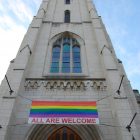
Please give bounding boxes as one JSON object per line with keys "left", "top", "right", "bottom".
{"left": 0, "top": 0, "right": 140, "bottom": 140}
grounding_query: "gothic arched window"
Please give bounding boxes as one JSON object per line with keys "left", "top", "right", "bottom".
{"left": 73, "top": 45, "right": 81, "bottom": 73}
{"left": 65, "top": 0, "right": 70, "bottom": 4}
{"left": 64, "top": 10, "right": 70, "bottom": 23}
{"left": 62, "top": 43, "right": 70, "bottom": 73}
{"left": 62, "top": 129, "right": 67, "bottom": 140}
{"left": 50, "top": 45, "right": 61, "bottom": 73}
{"left": 50, "top": 37, "right": 82, "bottom": 73}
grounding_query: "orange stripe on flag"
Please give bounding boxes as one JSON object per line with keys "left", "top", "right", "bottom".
{"left": 32, "top": 101, "right": 96, "bottom": 106}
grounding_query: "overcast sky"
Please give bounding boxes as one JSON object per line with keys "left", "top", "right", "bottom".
{"left": 0, "top": 0, "right": 139, "bottom": 92}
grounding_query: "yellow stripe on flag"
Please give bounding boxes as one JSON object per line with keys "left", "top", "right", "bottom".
{"left": 31, "top": 106, "right": 97, "bottom": 110}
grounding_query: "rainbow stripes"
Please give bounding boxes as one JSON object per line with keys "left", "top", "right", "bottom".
{"left": 29, "top": 101, "right": 98, "bottom": 118}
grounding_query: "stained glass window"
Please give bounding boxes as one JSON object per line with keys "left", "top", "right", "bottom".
{"left": 62, "top": 44, "right": 70, "bottom": 73}
{"left": 50, "top": 37, "right": 82, "bottom": 73}
{"left": 73, "top": 46, "right": 81, "bottom": 73}
{"left": 63, "top": 38, "right": 70, "bottom": 44}
{"left": 50, "top": 45, "right": 60, "bottom": 73}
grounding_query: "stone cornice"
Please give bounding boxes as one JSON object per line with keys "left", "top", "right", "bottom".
{"left": 24, "top": 79, "right": 107, "bottom": 91}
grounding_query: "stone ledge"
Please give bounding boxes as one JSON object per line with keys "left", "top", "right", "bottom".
{"left": 24, "top": 79, "right": 107, "bottom": 91}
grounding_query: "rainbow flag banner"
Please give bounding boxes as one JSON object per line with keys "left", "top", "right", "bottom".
{"left": 28, "top": 101, "right": 99, "bottom": 124}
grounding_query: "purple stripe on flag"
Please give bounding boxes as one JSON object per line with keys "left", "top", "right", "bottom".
{"left": 29, "top": 114, "right": 98, "bottom": 118}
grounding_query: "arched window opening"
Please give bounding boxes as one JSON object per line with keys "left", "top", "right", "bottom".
{"left": 62, "top": 129, "right": 67, "bottom": 140}
{"left": 65, "top": 0, "right": 70, "bottom": 4}
{"left": 50, "top": 37, "right": 82, "bottom": 74}
{"left": 65, "top": 10, "right": 70, "bottom": 23}
{"left": 50, "top": 45, "right": 61, "bottom": 73}
{"left": 73, "top": 45, "right": 81, "bottom": 73}
{"left": 62, "top": 44, "right": 70, "bottom": 73}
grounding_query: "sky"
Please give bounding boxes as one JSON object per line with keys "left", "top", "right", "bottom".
{"left": 0, "top": 0, "right": 139, "bottom": 92}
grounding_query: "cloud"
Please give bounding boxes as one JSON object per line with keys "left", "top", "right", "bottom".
{"left": 0, "top": 22, "right": 26, "bottom": 82}
{"left": 0, "top": 0, "right": 41, "bottom": 84}
{"left": 7, "top": 0, "right": 33, "bottom": 23}
{"left": 0, "top": 15, "right": 15, "bottom": 28}
{"left": 94, "top": 0, "right": 140, "bottom": 91}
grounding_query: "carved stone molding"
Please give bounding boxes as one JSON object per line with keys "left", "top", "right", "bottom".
{"left": 24, "top": 79, "right": 107, "bottom": 91}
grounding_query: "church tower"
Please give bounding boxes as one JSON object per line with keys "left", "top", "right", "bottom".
{"left": 0, "top": 0, "right": 140, "bottom": 140}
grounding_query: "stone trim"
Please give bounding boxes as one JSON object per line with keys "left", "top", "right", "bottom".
{"left": 24, "top": 79, "right": 107, "bottom": 91}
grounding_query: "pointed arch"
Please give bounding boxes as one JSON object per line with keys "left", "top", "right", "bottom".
{"left": 50, "top": 32, "right": 82, "bottom": 74}
{"left": 48, "top": 126, "right": 82, "bottom": 140}
{"left": 49, "top": 31, "right": 85, "bottom": 44}
{"left": 26, "top": 124, "right": 103, "bottom": 140}
{"left": 43, "top": 31, "right": 88, "bottom": 77}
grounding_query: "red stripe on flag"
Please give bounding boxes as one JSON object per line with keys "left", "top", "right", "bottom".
{"left": 32, "top": 101, "right": 96, "bottom": 106}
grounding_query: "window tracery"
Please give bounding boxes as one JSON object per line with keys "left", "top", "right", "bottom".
{"left": 50, "top": 37, "right": 82, "bottom": 73}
